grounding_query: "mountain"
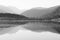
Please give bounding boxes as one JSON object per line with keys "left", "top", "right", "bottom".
{"left": 22, "top": 6, "right": 58, "bottom": 19}
{"left": 0, "top": 5, "right": 27, "bottom": 35}
{"left": 21, "top": 6, "right": 60, "bottom": 34}
{"left": 0, "top": 5, "right": 25, "bottom": 14}
{"left": 7, "top": 6, "right": 26, "bottom": 14}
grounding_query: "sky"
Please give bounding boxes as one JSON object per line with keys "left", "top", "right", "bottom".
{"left": 0, "top": 0, "right": 60, "bottom": 9}
{"left": 0, "top": 0, "right": 60, "bottom": 40}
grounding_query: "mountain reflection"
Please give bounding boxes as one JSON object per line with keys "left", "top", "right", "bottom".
{"left": 0, "top": 5, "right": 60, "bottom": 35}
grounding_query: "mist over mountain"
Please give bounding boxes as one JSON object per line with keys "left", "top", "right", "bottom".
{"left": 7, "top": 6, "right": 26, "bottom": 14}
{"left": 0, "top": 5, "right": 25, "bottom": 14}
{"left": 22, "top": 6, "right": 58, "bottom": 18}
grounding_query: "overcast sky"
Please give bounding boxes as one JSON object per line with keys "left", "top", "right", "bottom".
{"left": 0, "top": 0, "right": 60, "bottom": 40}
{"left": 0, "top": 0, "right": 60, "bottom": 9}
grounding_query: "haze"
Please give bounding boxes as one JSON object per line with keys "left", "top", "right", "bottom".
{"left": 0, "top": 0, "right": 60, "bottom": 40}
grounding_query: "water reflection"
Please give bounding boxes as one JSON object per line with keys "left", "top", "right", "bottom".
{"left": 0, "top": 6, "right": 60, "bottom": 35}
{"left": 0, "top": 12, "right": 59, "bottom": 34}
